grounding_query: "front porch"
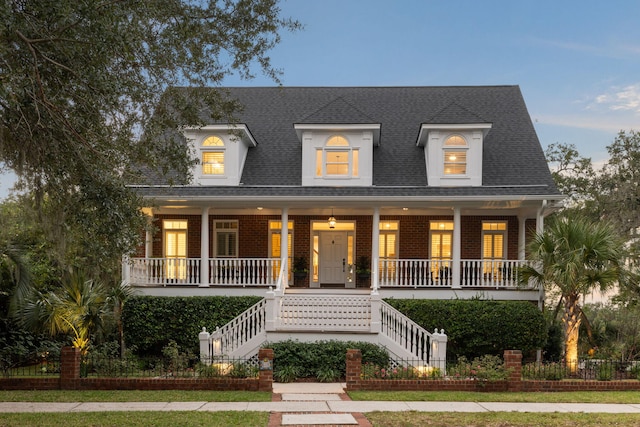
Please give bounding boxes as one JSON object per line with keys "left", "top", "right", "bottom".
{"left": 124, "top": 256, "right": 540, "bottom": 301}
{"left": 124, "top": 202, "right": 550, "bottom": 301}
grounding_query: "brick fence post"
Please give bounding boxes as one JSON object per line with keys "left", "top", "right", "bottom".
{"left": 60, "top": 346, "right": 80, "bottom": 390}
{"left": 346, "top": 349, "right": 362, "bottom": 391}
{"left": 504, "top": 350, "right": 522, "bottom": 392}
{"left": 258, "top": 348, "right": 274, "bottom": 392}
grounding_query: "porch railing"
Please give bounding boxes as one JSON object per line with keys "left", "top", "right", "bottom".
{"left": 460, "top": 260, "right": 526, "bottom": 289}
{"left": 128, "top": 257, "right": 279, "bottom": 286}
{"left": 379, "top": 259, "right": 530, "bottom": 289}
{"left": 129, "top": 257, "right": 202, "bottom": 286}
{"left": 208, "top": 258, "right": 279, "bottom": 286}
{"left": 379, "top": 259, "right": 452, "bottom": 288}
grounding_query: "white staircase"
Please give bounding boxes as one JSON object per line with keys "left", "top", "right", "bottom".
{"left": 199, "top": 290, "right": 447, "bottom": 371}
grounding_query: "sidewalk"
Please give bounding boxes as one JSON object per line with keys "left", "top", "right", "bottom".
{"left": 2, "top": 383, "right": 640, "bottom": 419}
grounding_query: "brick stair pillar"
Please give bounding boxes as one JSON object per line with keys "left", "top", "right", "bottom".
{"left": 346, "top": 349, "right": 362, "bottom": 391}
{"left": 258, "top": 348, "right": 274, "bottom": 392}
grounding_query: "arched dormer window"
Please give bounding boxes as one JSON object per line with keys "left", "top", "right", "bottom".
{"left": 443, "top": 135, "right": 467, "bottom": 175}
{"left": 315, "top": 135, "right": 359, "bottom": 178}
{"left": 201, "top": 135, "right": 225, "bottom": 175}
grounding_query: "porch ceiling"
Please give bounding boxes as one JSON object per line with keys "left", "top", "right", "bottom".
{"left": 150, "top": 197, "right": 559, "bottom": 218}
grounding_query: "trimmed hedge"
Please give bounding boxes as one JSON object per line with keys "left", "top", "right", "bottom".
{"left": 385, "top": 299, "right": 546, "bottom": 359}
{"left": 268, "top": 340, "right": 389, "bottom": 382}
{"left": 122, "top": 296, "right": 262, "bottom": 356}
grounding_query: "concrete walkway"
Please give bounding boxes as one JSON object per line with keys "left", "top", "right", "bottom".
{"left": 3, "top": 383, "right": 640, "bottom": 426}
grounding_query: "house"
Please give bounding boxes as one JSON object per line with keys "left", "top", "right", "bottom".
{"left": 124, "top": 86, "right": 562, "bottom": 363}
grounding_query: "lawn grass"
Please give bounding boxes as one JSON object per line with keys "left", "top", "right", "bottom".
{"left": 0, "top": 411, "right": 268, "bottom": 427}
{"left": 0, "top": 390, "right": 271, "bottom": 402}
{"left": 349, "top": 390, "right": 640, "bottom": 403}
{"left": 366, "top": 412, "right": 640, "bottom": 427}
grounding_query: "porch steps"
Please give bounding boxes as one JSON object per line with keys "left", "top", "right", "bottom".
{"left": 201, "top": 292, "right": 447, "bottom": 370}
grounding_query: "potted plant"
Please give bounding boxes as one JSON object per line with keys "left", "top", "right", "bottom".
{"left": 355, "top": 255, "right": 371, "bottom": 279}
{"left": 292, "top": 256, "right": 309, "bottom": 279}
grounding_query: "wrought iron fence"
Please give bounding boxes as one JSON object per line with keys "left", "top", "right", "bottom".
{"left": 523, "top": 359, "right": 640, "bottom": 381}
{"left": 0, "top": 352, "right": 61, "bottom": 378}
{"left": 83, "top": 353, "right": 258, "bottom": 379}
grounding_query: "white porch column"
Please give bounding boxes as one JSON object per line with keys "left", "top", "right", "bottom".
{"left": 371, "top": 207, "right": 380, "bottom": 294}
{"left": 199, "top": 207, "right": 210, "bottom": 287}
{"left": 279, "top": 207, "right": 289, "bottom": 291}
{"left": 452, "top": 207, "right": 461, "bottom": 288}
{"left": 518, "top": 215, "right": 526, "bottom": 260}
{"left": 536, "top": 200, "right": 547, "bottom": 311}
{"left": 144, "top": 209, "right": 153, "bottom": 258}
{"left": 536, "top": 200, "right": 547, "bottom": 235}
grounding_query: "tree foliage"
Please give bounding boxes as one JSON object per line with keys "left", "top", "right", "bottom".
{"left": 0, "top": 0, "right": 299, "bottom": 273}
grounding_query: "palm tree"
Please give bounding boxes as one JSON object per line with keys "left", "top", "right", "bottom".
{"left": 14, "top": 271, "right": 110, "bottom": 355}
{"left": 108, "top": 280, "right": 137, "bottom": 357}
{"left": 520, "top": 215, "right": 623, "bottom": 371}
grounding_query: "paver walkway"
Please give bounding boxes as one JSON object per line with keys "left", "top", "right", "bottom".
{"left": 270, "top": 382, "right": 369, "bottom": 426}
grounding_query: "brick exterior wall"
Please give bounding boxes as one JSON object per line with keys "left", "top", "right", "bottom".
{"left": 142, "top": 214, "right": 529, "bottom": 260}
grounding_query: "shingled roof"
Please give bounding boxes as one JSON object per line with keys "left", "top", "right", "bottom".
{"left": 139, "top": 86, "right": 560, "bottom": 198}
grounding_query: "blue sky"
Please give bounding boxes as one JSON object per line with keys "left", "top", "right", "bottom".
{"left": 1, "top": 0, "right": 639, "bottom": 198}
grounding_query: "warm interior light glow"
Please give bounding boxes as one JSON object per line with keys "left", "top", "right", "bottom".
{"left": 448, "top": 154, "right": 457, "bottom": 161}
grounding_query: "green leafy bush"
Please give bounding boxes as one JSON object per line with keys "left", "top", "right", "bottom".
{"left": 448, "top": 355, "right": 510, "bottom": 381}
{"left": 384, "top": 299, "right": 546, "bottom": 358}
{"left": 361, "top": 363, "right": 442, "bottom": 380}
{"left": 268, "top": 340, "right": 389, "bottom": 382}
{"left": 122, "top": 296, "right": 261, "bottom": 356}
{"left": 522, "top": 362, "right": 565, "bottom": 380}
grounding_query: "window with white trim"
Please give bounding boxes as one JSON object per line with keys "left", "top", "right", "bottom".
{"left": 443, "top": 135, "right": 467, "bottom": 175}
{"left": 430, "top": 221, "right": 453, "bottom": 282}
{"left": 201, "top": 135, "right": 225, "bottom": 175}
{"left": 163, "top": 220, "right": 187, "bottom": 280}
{"left": 315, "top": 135, "right": 359, "bottom": 178}
{"left": 379, "top": 221, "right": 399, "bottom": 283}
{"left": 214, "top": 221, "right": 238, "bottom": 257}
{"left": 269, "top": 221, "right": 294, "bottom": 282}
{"left": 482, "top": 221, "right": 507, "bottom": 277}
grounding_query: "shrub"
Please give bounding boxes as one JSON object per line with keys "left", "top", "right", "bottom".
{"left": 384, "top": 299, "right": 546, "bottom": 358}
{"left": 122, "top": 296, "right": 262, "bottom": 356}
{"left": 361, "top": 363, "right": 442, "bottom": 380}
{"left": 447, "top": 355, "right": 509, "bottom": 381}
{"left": 596, "top": 362, "right": 614, "bottom": 381}
{"left": 268, "top": 340, "right": 389, "bottom": 382}
{"left": 522, "top": 362, "right": 565, "bottom": 380}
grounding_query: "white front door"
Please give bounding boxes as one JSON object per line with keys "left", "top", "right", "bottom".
{"left": 319, "top": 231, "right": 348, "bottom": 285}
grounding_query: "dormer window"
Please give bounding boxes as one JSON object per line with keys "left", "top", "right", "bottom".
{"left": 201, "top": 135, "right": 225, "bottom": 176}
{"left": 443, "top": 135, "right": 467, "bottom": 175}
{"left": 315, "top": 135, "right": 359, "bottom": 178}
{"left": 417, "top": 123, "right": 491, "bottom": 187}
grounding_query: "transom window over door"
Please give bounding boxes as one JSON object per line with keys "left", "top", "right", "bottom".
{"left": 443, "top": 135, "right": 467, "bottom": 175}
{"left": 201, "top": 135, "right": 225, "bottom": 175}
{"left": 316, "top": 135, "right": 359, "bottom": 178}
